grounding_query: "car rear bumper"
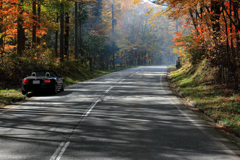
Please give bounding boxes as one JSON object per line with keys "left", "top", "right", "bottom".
{"left": 22, "top": 84, "right": 54, "bottom": 92}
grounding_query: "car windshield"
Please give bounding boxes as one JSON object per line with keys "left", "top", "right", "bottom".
{"left": 49, "top": 71, "right": 57, "bottom": 77}
{"left": 33, "top": 71, "right": 57, "bottom": 77}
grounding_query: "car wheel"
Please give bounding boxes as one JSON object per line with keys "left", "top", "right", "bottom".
{"left": 60, "top": 83, "right": 64, "bottom": 92}
{"left": 52, "top": 83, "right": 58, "bottom": 94}
{"left": 22, "top": 90, "right": 27, "bottom": 95}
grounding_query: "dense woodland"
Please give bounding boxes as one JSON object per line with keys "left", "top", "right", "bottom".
{"left": 3, "top": 0, "right": 239, "bottom": 90}
{"left": 0, "top": 0, "right": 177, "bottom": 86}
{"left": 139, "top": 0, "right": 240, "bottom": 90}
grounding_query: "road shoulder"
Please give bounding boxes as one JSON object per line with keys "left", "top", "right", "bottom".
{"left": 166, "top": 67, "right": 240, "bottom": 157}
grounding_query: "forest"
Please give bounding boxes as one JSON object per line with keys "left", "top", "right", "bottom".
{"left": 1, "top": 0, "right": 240, "bottom": 145}
{"left": 1, "top": 0, "right": 240, "bottom": 135}
{"left": 145, "top": 0, "right": 240, "bottom": 90}
{"left": 2, "top": 0, "right": 239, "bottom": 99}
{"left": 0, "top": 0, "right": 178, "bottom": 86}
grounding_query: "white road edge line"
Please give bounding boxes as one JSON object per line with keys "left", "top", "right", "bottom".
{"left": 105, "top": 86, "right": 113, "bottom": 93}
{"left": 160, "top": 68, "right": 238, "bottom": 159}
{"left": 49, "top": 142, "right": 65, "bottom": 160}
{"left": 85, "top": 100, "right": 100, "bottom": 117}
{"left": 171, "top": 100, "right": 238, "bottom": 158}
{"left": 55, "top": 141, "right": 70, "bottom": 160}
{"left": 129, "top": 74, "right": 133, "bottom": 77}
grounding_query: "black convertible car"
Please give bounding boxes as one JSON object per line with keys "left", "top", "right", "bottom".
{"left": 21, "top": 70, "right": 64, "bottom": 95}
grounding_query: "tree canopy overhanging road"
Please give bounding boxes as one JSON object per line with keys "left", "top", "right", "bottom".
{"left": 0, "top": 66, "right": 239, "bottom": 160}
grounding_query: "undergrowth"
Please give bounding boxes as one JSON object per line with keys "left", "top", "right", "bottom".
{"left": 0, "top": 52, "right": 127, "bottom": 108}
{"left": 171, "top": 60, "right": 240, "bottom": 130}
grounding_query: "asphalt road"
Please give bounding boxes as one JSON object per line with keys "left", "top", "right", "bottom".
{"left": 0, "top": 66, "right": 239, "bottom": 160}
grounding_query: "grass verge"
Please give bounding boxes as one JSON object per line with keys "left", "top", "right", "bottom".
{"left": 0, "top": 66, "right": 128, "bottom": 108}
{"left": 170, "top": 60, "right": 240, "bottom": 131}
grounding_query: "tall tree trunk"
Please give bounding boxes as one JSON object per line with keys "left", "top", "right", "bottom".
{"left": 79, "top": 3, "right": 83, "bottom": 65}
{"left": 17, "top": 0, "right": 25, "bottom": 56}
{"left": 65, "top": 12, "right": 69, "bottom": 60}
{"left": 229, "top": 0, "right": 236, "bottom": 89}
{"left": 233, "top": 1, "right": 239, "bottom": 90}
{"left": 37, "top": 0, "right": 41, "bottom": 45}
{"left": 0, "top": 0, "right": 3, "bottom": 57}
{"left": 60, "top": 2, "right": 64, "bottom": 63}
{"left": 112, "top": 4, "right": 115, "bottom": 69}
{"left": 189, "top": 9, "right": 198, "bottom": 34}
{"left": 32, "top": 0, "right": 36, "bottom": 46}
{"left": 75, "top": 2, "right": 78, "bottom": 65}
{"left": 222, "top": 5, "right": 230, "bottom": 85}
{"left": 55, "top": 13, "right": 58, "bottom": 57}
{"left": 211, "top": 1, "right": 221, "bottom": 33}
{"left": 80, "top": 20, "right": 83, "bottom": 64}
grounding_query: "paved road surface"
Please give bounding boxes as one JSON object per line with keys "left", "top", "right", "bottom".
{"left": 0, "top": 66, "right": 239, "bottom": 160}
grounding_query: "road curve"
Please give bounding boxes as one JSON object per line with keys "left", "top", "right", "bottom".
{"left": 0, "top": 66, "right": 239, "bottom": 160}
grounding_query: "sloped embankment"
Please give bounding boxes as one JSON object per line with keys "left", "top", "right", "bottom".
{"left": 170, "top": 60, "right": 240, "bottom": 135}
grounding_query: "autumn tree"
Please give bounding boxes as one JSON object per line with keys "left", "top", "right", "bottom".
{"left": 151, "top": 0, "right": 240, "bottom": 89}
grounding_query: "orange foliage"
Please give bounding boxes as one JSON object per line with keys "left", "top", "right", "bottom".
{"left": 163, "top": 0, "right": 240, "bottom": 69}
{"left": 4, "top": 44, "right": 15, "bottom": 52}
{"left": 174, "top": 32, "right": 182, "bottom": 36}
{"left": 0, "top": 0, "right": 48, "bottom": 54}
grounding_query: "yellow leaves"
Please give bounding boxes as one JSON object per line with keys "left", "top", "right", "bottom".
{"left": 147, "top": 15, "right": 156, "bottom": 25}
{"left": 147, "top": 11, "right": 163, "bottom": 26}
{"left": 173, "top": 48, "right": 187, "bottom": 57}
{"left": 145, "top": 8, "right": 153, "bottom": 16}
{"left": 132, "top": 0, "right": 141, "bottom": 4}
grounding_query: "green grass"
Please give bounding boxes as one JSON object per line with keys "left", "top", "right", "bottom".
{"left": 0, "top": 88, "right": 26, "bottom": 108}
{"left": 0, "top": 66, "right": 129, "bottom": 108}
{"left": 171, "top": 61, "right": 240, "bottom": 130}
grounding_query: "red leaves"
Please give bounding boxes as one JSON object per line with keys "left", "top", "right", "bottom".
{"left": 174, "top": 41, "right": 187, "bottom": 47}
{"left": 174, "top": 32, "right": 182, "bottom": 36}
{"left": 36, "top": 28, "right": 47, "bottom": 38}
{"left": 225, "top": 2, "right": 230, "bottom": 8}
{"left": 173, "top": 37, "right": 179, "bottom": 41}
{"left": 173, "top": 32, "right": 182, "bottom": 43}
